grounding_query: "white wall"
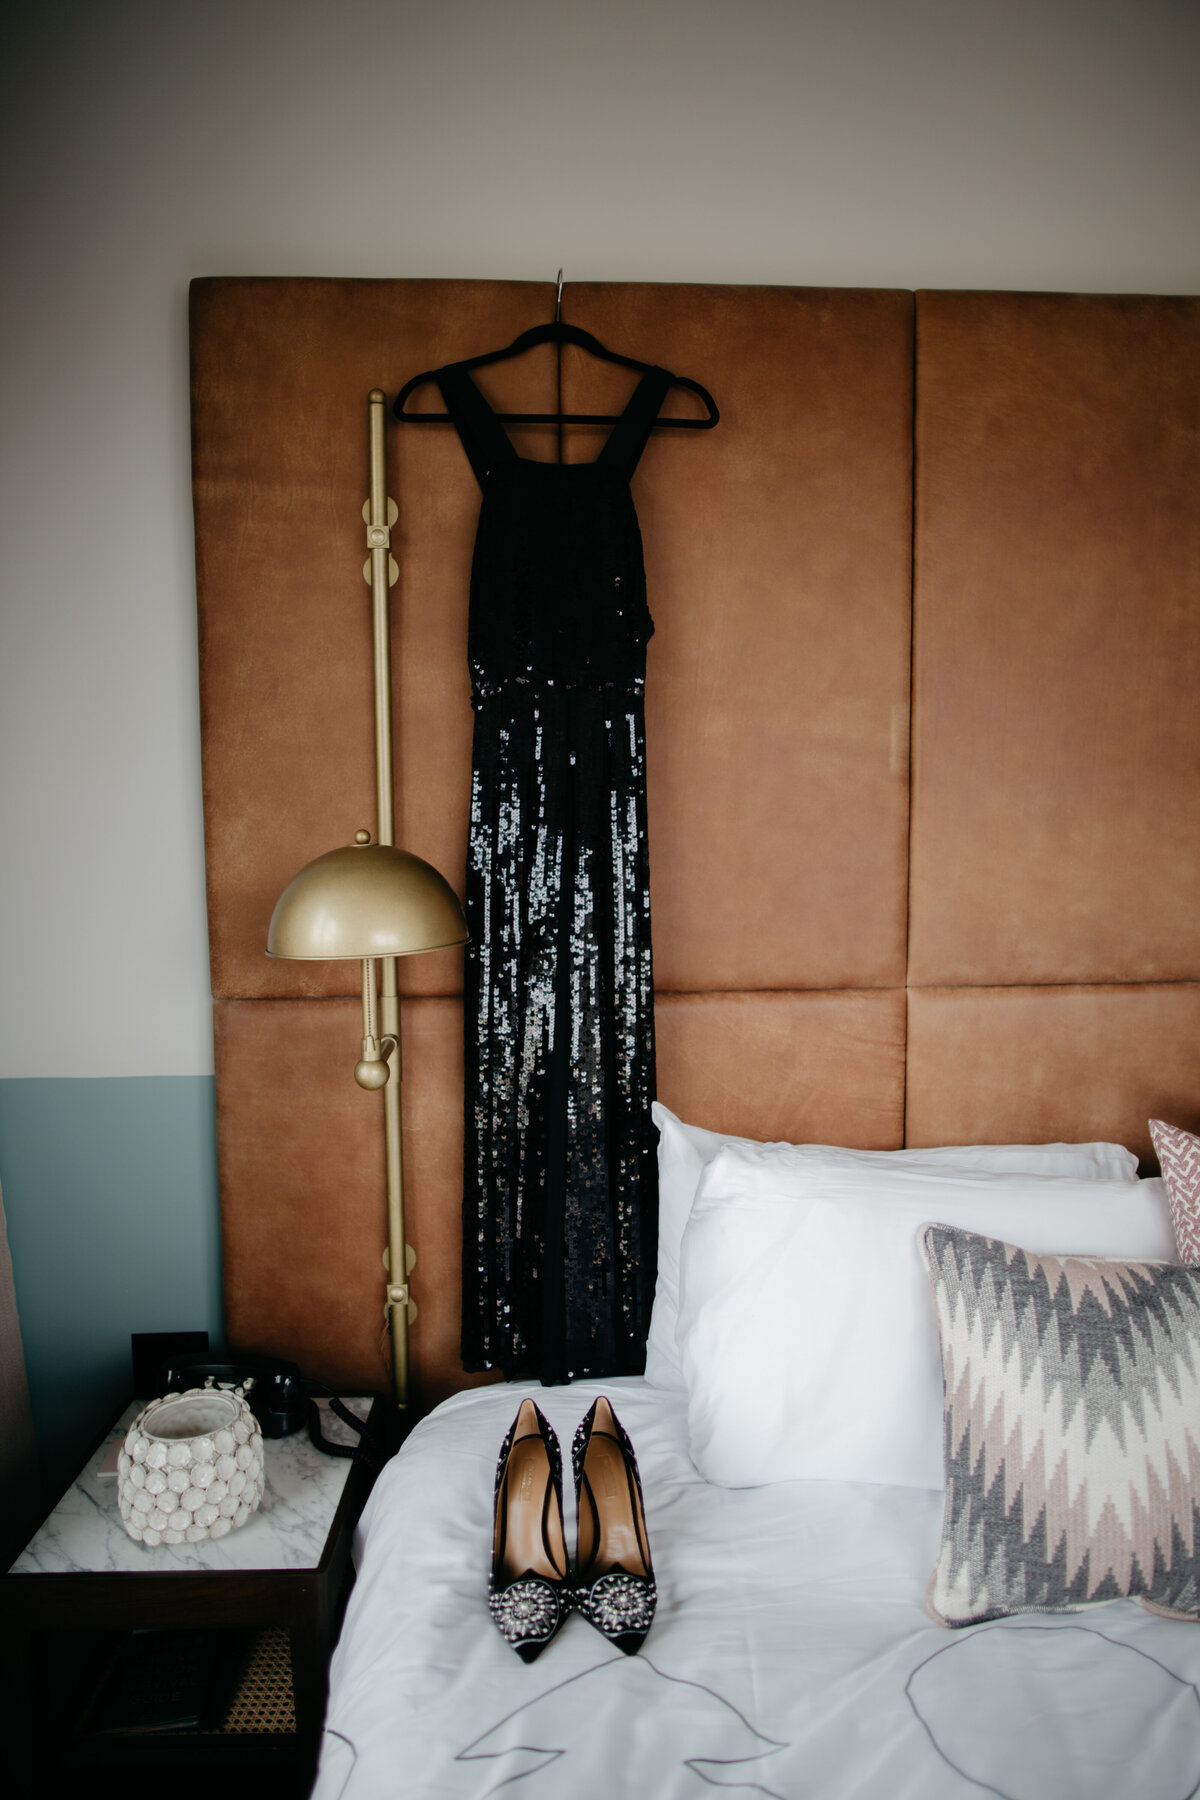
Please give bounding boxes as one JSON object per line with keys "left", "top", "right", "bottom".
{"left": 2, "top": 0, "right": 1198, "bottom": 1079}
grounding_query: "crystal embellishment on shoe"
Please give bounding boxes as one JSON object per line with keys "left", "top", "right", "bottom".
{"left": 489, "top": 1400, "right": 570, "bottom": 1663}
{"left": 575, "top": 1569, "right": 657, "bottom": 1640}
{"left": 572, "top": 1397, "right": 657, "bottom": 1654}
{"left": 489, "top": 1574, "right": 566, "bottom": 1653}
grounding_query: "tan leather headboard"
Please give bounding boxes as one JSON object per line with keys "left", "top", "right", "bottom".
{"left": 191, "top": 279, "right": 1200, "bottom": 1401}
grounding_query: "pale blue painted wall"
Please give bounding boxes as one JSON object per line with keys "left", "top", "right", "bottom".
{"left": 0, "top": 1077, "right": 222, "bottom": 1499}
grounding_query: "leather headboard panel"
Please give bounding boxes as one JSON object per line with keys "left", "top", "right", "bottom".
{"left": 213, "top": 994, "right": 475, "bottom": 1396}
{"left": 566, "top": 284, "right": 914, "bottom": 993}
{"left": 656, "top": 990, "right": 905, "bottom": 1144}
{"left": 909, "top": 292, "right": 1200, "bottom": 988}
{"left": 907, "top": 986, "right": 1200, "bottom": 1170}
{"left": 193, "top": 279, "right": 1199, "bottom": 1399}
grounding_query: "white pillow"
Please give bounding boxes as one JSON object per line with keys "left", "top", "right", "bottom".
{"left": 675, "top": 1148, "right": 1174, "bottom": 1491}
{"left": 645, "top": 1103, "right": 1141, "bottom": 1390}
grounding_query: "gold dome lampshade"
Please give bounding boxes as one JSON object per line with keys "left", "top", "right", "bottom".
{"left": 267, "top": 835, "right": 468, "bottom": 961}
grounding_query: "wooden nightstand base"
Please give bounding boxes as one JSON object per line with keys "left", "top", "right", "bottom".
{"left": 1, "top": 1398, "right": 392, "bottom": 1799}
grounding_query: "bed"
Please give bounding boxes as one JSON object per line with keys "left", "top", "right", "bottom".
{"left": 318, "top": 1379, "right": 1200, "bottom": 1800}
{"left": 189, "top": 277, "right": 1200, "bottom": 1797}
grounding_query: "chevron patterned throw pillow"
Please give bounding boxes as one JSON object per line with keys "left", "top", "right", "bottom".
{"left": 920, "top": 1223, "right": 1200, "bottom": 1628}
{"left": 1149, "top": 1118, "right": 1200, "bottom": 1263}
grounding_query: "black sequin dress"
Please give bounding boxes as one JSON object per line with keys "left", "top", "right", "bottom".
{"left": 437, "top": 363, "right": 670, "bottom": 1385}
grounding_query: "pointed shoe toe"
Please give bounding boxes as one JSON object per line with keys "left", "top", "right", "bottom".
{"left": 574, "top": 1566, "right": 657, "bottom": 1653}
{"left": 488, "top": 1569, "right": 568, "bottom": 1661}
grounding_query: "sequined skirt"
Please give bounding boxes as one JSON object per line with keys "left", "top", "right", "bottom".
{"left": 462, "top": 680, "right": 658, "bottom": 1384}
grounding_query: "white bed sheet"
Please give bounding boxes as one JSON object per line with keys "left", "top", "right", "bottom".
{"left": 316, "top": 1378, "right": 1200, "bottom": 1800}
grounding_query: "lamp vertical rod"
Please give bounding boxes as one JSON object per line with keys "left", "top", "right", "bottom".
{"left": 366, "top": 386, "right": 410, "bottom": 1410}
{"left": 368, "top": 391, "right": 395, "bottom": 850}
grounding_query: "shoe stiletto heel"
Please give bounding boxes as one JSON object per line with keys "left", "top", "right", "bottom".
{"left": 489, "top": 1400, "right": 571, "bottom": 1662}
{"left": 572, "top": 1397, "right": 657, "bottom": 1654}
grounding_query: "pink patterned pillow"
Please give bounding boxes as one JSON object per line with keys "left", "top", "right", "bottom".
{"left": 1150, "top": 1118, "right": 1200, "bottom": 1262}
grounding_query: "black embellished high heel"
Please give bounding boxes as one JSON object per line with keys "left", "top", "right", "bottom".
{"left": 489, "top": 1400, "right": 570, "bottom": 1662}
{"left": 572, "top": 1398, "right": 657, "bottom": 1654}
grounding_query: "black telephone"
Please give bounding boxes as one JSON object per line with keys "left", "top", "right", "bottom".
{"left": 155, "top": 1352, "right": 379, "bottom": 1464}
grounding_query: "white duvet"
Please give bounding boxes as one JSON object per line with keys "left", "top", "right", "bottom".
{"left": 315, "top": 1379, "right": 1200, "bottom": 1800}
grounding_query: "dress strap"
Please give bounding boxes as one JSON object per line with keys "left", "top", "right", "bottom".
{"left": 435, "top": 366, "right": 518, "bottom": 490}
{"left": 597, "top": 367, "right": 674, "bottom": 479}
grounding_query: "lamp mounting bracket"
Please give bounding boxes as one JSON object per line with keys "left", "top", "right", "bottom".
{"left": 362, "top": 497, "right": 399, "bottom": 586}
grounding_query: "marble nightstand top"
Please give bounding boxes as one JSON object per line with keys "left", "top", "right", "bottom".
{"left": 10, "top": 1397, "right": 374, "bottom": 1578}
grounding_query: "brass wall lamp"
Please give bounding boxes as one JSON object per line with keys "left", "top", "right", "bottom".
{"left": 267, "top": 391, "right": 467, "bottom": 1410}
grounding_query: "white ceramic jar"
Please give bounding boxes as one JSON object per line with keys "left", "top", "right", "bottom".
{"left": 118, "top": 1383, "right": 264, "bottom": 1546}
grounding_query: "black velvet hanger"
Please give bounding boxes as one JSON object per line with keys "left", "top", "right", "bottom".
{"left": 393, "top": 279, "right": 719, "bottom": 431}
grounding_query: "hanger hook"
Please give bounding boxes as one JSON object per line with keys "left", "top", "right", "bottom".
{"left": 555, "top": 268, "right": 564, "bottom": 323}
